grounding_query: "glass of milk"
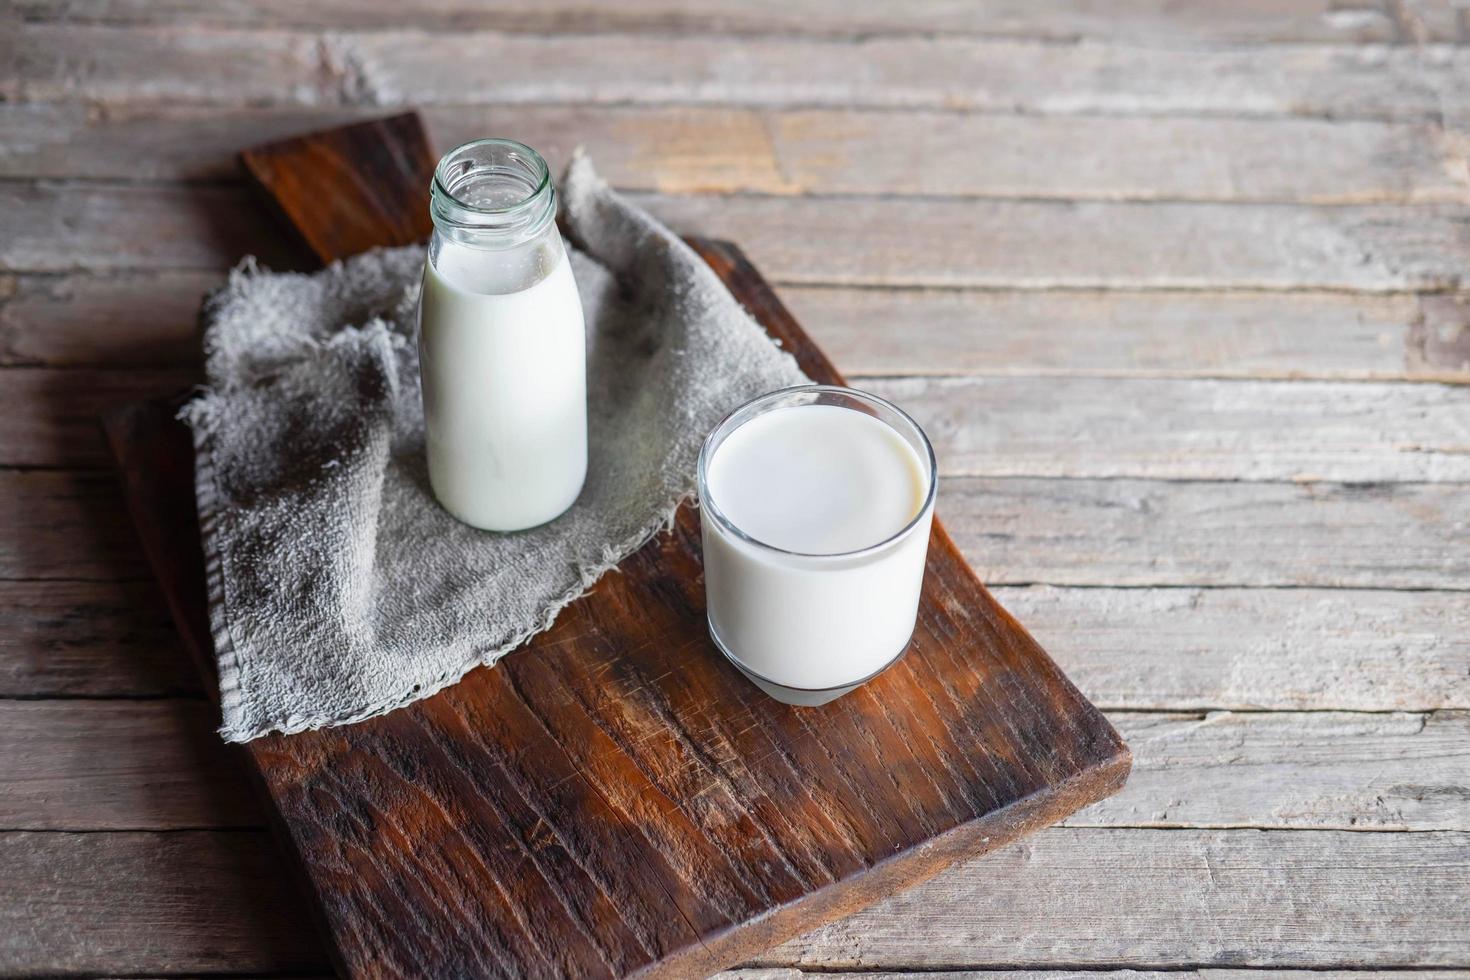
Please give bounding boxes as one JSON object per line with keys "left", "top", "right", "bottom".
{"left": 697, "top": 385, "right": 938, "bottom": 706}
{"left": 418, "top": 138, "right": 587, "bottom": 531}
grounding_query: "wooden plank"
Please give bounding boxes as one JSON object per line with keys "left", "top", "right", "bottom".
{"left": 866, "top": 375, "right": 1470, "bottom": 483}
{"left": 10, "top": 367, "right": 1469, "bottom": 477}
{"left": 6, "top": 24, "right": 1468, "bottom": 121}
{"left": 789, "top": 287, "right": 1470, "bottom": 381}
{"left": 0, "top": 24, "right": 344, "bottom": 107}
{"left": 0, "top": 700, "right": 261, "bottom": 829}
{"left": 0, "top": 470, "right": 147, "bottom": 580}
{"left": 13, "top": 0, "right": 1451, "bottom": 43}
{"left": 0, "top": 271, "right": 212, "bottom": 367}
{"left": 758, "top": 112, "right": 1465, "bottom": 205}
{"left": 0, "top": 367, "right": 199, "bottom": 467}
{"left": 769, "top": 828, "right": 1470, "bottom": 969}
{"left": 7, "top": 270, "right": 1469, "bottom": 380}
{"left": 640, "top": 194, "right": 1470, "bottom": 291}
{"left": 995, "top": 586, "right": 1470, "bottom": 712}
{"left": 4, "top": 700, "right": 1464, "bottom": 834}
{"left": 0, "top": 831, "right": 328, "bottom": 976}
{"left": 947, "top": 477, "right": 1470, "bottom": 590}
{"left": 4, "top": 829, "right": 1465, "bottom": 974}
{"left": 0, "top": 183, "right": 304, "bottom": 274}
{"left": 8, "top": 469, "right": 1465, "bottom": 588}
{"left": 0, "top": 579, "right": 201, "bottom": 697}
{"left": 5, "top": 103, "right": 1469, "bottom": 206}
{"left": 44, "top": 970, "right": 1458, "bottom": 980}
{"left": 3, "top": 582, "right": 1465, "bottom": 710}
{"left": 1081, "top": 709, "right": 1470, "bottom": 832}
{"left": 722, "top": 972, "right": 1470, "bottom": 979}
{"left": 7, "top": 183, "right": 1470, "bottom": 292}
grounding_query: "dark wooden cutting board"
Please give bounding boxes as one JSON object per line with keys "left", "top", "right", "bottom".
{"left": 104, "top": 112, "right": 1129, "bottom": 979}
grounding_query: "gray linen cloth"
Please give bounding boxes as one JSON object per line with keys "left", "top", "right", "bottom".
{"left": 183, "top": 154, "right": 807, "bottom": 742}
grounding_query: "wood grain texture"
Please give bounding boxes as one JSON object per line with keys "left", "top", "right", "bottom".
{"left": 8, "top": 24, "right": 1468, "bottom": 121}
{"left": 769, "top": 828, "right": 1470, "bottom": 969}
{"left": 0, "top": 182, "right": 304, "bottom": 273}
{"left": 0, "top": 699, "right": 261, "bottom": 829}
{"left": 4, "top": 582, "right": 1465, "bottom": 711}
{"left": 0, "top": 470, "right": 146, "bottom": 580}
{"left": 790, "top": 287, "right": 1470, "bottom": 381}
{"left": 0, "top": 579, "right": 200, "bottom": 698}
{"left": 997, "top": 586, "right": 1470, "bottom": 712}
{"left": 947, "top": 477, "right": 1470, "bottom": 589}
{"left": 16, "top": 0, "right": 1458, "bottom": 43}
{"left": 1083, "top": 709, "right": 1470, "bottom": 831}
{"left": 0, "top": 271, "right": 214, "bottom": 367}
{"left": 4, "top": 829, "right": 1466, "bottom": 975}
{"left": 641, "top": 195, "right": 1470, "bottom": 291}
{"left": 104, "top": 117, "right": 1130, "bottom": 976}
{"left": 868, "top": 375, "right": 1470, "bottom": 483}
{"left": 14, "top": 367, "right": 1470, "bottom": 474}
{"left": 5, "top": 103, "right": 1469, "bottom": 205}
{"left": 0, "top": 831, "right": 329, "bottom": 976}
{"left": 721, "top": 972, "right": 1470, "bottom": 979}
{"left": 1414, "top": 295, "right": 1470, "bottom": 373}
{"left": 6, "top": 701, "right": 1464, "bottom": 834}
{"left": 10, "top": 183, "right": 1470, "bottom": 291}
{"left": 0, "top": 367, "right": 199, "bottom": 467}
{"left": 240, "top": 112, "right": 435, "bottom": 261}
{"left": 10, "top": 269, "right": 1470, "bottom": 382}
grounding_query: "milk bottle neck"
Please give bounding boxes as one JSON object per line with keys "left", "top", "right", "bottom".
{"left": 427, "top": 138, "right": 566, "bottom": 294}
{"left": 429, "top": 138, "right": 558, "bottom": 252}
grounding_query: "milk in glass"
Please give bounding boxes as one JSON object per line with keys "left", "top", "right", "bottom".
{"left": 697, "top": 387, "right": 936, "bottom": 705}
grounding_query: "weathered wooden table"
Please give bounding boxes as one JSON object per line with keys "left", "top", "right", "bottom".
{"left": 3, "top": 2, "right": 1468, "bottom": 977}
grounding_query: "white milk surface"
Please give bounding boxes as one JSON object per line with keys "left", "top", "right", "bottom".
{"left": 419, "top": 241, "right": 587, "bottom": 531}
{"left": 702, "top": 404, "right": 934, "bottom": 690}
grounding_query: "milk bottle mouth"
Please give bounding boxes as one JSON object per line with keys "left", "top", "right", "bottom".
{"left": 429, "top": 138, "right": 557, "bottom": 247}
{"left": 697, "top": 384, "right": 939, "bottom": 562}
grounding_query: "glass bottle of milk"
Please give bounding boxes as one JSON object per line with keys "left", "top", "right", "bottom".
{"left": 418, "top": 138, "right": 587, "bottom": 531}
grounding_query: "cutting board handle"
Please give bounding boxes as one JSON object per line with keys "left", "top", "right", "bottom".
{"left": 240, "top": 111, "right": 436, "bottom": 265}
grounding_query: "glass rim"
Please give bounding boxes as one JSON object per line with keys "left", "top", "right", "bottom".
{"left": 696, "top": 384, "right": 939, "bottom": 561}
{"left": 431, "top": 137, "right": 552, "bottom": 216}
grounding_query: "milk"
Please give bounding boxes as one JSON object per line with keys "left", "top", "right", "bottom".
{"left": 699, "top": 391, "right": 935, "bottom": 702}
{"left": 419, "top": 237, "right": 587, "bottom": 531}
